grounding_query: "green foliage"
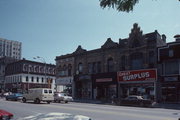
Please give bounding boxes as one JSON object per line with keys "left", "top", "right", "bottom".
{"left": 99, "top": 0, "right": 139, "bottom": 12}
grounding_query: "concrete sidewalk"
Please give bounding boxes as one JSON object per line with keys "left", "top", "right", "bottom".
{"left": 152, "top": 103, "right": 180, "bottom": 110}
{"left": 73, "top": 99, "right": 180, "bottom": 110}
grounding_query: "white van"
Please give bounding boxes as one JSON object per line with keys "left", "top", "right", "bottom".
{"left": 22, "top": 88, "right": 54, "bottom": 104}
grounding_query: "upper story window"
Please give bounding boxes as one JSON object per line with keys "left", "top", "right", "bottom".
{"left": 107, "top": 58, "right": 114, "bottom": 72}
{"left": 31, "top": 77, "right": 34, "bottom": 82}
{"left": 169, "top": 50, "right": 174, "bottom": 57}
{"left": 164, "top": 60, "right": 179, "bottom": 75}
{"left": 88, "top": 63, "right": 93, "bottom": 74}
{"left": 149, "top": 51, "right": 155, "bottom": 68}
{"left": 37, "top": 77, "right": 39, "bottom": 83}
{"left": 97, "top": 62, "right": 101, "bottom": 73}
{"left": 130, "top": 52, "right": 143, "bottom": 70}
{"left": 26, "top": 76, "right": 28, "bottom": 82}
{"left": 132, "top": 39, "right": 141, "bottom": 48}
{"left": 78, "top": 63, "right": 83, "bottom": 74}
{"left": 68, "top": 64, "right": 72, "bottom": 76}
{"left": 121, "top": 55, "right": 126, "bottom": 70}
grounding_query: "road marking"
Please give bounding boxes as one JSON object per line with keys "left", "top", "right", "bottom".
{"left": 43, "top": 104, "right": 177, "bottom": 120}
{"left": 53, "top": 102, "right": 180, "bottom": 116}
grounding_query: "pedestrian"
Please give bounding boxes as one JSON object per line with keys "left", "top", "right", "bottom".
{"left": 111, "top": 94, "right": 115, "bottom": 104}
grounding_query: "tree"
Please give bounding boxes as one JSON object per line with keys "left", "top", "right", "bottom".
{"left": 99, "top": 0, "right": 139, "bottom": 12}
{"left": 100, "top": 0, "right": 180, "bottom": 12}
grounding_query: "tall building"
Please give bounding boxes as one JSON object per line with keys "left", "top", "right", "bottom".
{"left": 0, "top": 38, "right": 22, "bottom": 59}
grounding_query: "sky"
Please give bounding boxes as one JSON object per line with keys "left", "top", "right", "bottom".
{"left": 0, "top": 0, "right": 179, "bottom": 64}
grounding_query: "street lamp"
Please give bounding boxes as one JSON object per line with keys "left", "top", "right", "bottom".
{"left": 33, "top": 56, "right": 48, "bottom": 88}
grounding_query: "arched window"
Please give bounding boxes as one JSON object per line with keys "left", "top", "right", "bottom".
{"left": 78, "top": 63, "right": 83, "bottom": 73}
{"left": 63, "top": 65, "right": 67, "bottom": 76}
{"left": 107, "top": 58, "right": 114, "bottom": 72}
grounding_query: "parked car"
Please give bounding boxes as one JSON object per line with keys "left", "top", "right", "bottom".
{"left": 6, "top": 93, "right": 23, "bottom": 101}
{"left": 22, "top": 88, "right": 54, "bottom": 104}
{"left": 117, "top": 95, "right": 153, "bottom": 107}
{"left": 0, "top": 109, "right": 13, "bottom": 120}
{"left": 54, "top": 92, "right": 73, "bottom": 103}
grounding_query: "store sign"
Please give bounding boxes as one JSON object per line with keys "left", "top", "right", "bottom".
{"left": 56, "top": 77, "right": 73, "bottom": 85}
{"left": 96, "top": 78, "right": 112, "bottom": 82}
{"left": 164, "top": 77, "right": 178, "bottom": 82}
{"left": 118, "top": 69, "right": 157, "bottom": 82}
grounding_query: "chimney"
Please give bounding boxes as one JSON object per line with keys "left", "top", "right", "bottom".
{"left": 162, "top": 34, "right": 166, "bottom": 43}
{"left": 174, "top": 34, "right": 180, "bottom": 42}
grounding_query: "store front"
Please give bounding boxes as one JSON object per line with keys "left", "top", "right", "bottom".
{"left": 56, "top": 77, "right": 73, "bottom": 96}
{"left": 92, "top": 72, "right": 117, "bottom": 101}
{"left": 74, "top": 74, "right": 92, "bottom": 99}
{"left": 161, "top": 76, "right": 180, "bottom": 103}
{"left": 117, "top": 69, "right": 157, "bottom": 101}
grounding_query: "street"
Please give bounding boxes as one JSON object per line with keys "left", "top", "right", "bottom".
{"left": 0, "top": 99, "right": 180, "bottom": 120}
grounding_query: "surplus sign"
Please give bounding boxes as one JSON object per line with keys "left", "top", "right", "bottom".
{"left": 117, "top": 69, "right": 157, "bottom": 82}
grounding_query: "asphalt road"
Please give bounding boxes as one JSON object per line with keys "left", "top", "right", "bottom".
{"left": 0, "top": 98, "right": 180, "bottom": 120}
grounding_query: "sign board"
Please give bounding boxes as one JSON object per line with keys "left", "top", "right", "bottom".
{"left": 117, "top": 69, "right": 157, "bottom": 82}
{"left": 164, "top": 77, "right": 178, "bottom": 82}
{"left": 56, "top": 77, "right": 73, "bottom": 85}
{"left": 96, "top": 78, "right": 112, "bottom": 82}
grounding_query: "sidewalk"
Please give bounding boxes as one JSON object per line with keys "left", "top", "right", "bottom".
{"left": 152, "top": 103, "right": 180, "bottom": 110}
{"left": 73, "top": 99, "right": 103, "bottom": 104}
{"left": 73, "top": 99, "right": 180, "bottom": 110}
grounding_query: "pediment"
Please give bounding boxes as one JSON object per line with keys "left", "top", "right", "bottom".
{"left": 73, "top": 45, "right": 87, "bottom": 54}
{"left": 101, "top": 38, "right": 118, "bottom": 49}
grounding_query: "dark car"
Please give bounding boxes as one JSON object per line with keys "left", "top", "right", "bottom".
{"left": 118, "top": 95, "right": 153, "bottom": 107}
{"left": 6, "top": 93, "right": 23, "bottom": 101}
{"left": 0, "top": 109, "right": 13, "bottom": 120}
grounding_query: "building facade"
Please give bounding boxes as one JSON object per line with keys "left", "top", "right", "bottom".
{"left": 5, "top": 59, "right": 56, "bottom": 93}
{"left": 158, "top": 35, "right": 180, "bottom": 103}
{"left": 56, "top": 23, "right": 166, "bottom": 101}
{"left": 0, "top": 38, "right": 22, "bottom": 59}
{"left": 0, "top": 57, "right": 18, "bottom": 92}
{"left": 55, "top": 55, "right": 74, "bottom": 96}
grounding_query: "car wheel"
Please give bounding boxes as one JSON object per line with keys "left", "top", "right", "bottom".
{"left": 6, "top": 98, "right": 8, "bottom": 101}
{"left": 65, "top": 101, "right": 68, "bottom": 103}
{"left": 47, "top": 101, "right": 50, "bottom": 104}
{"left": 35, "top": 98, "right": 40, "bottom": 104}
{"left": 22, "top": 98, "right": 26, "bottom": 103}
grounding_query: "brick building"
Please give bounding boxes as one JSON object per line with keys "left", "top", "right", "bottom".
{"left": 5, "top": 59, "right": 56, "bottom": 93}
{"left": 56, "top": 23, "right": 166, "bottom": 101}
{"left": 158, "top": 35, "right": 180, "bottom": 103}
